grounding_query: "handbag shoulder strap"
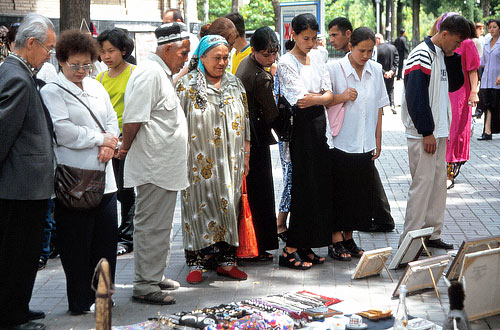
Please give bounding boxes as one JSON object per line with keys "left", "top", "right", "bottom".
{"left": 50, "top": 82, "right": 106, "bottom": 133}
{"left": 339, "top": 63, "right": 348, "bottom": 89}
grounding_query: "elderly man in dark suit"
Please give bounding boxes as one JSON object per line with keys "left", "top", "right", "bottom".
{"left": 375, "top": 33, "right": 399, "bottom": 114}
{"left": 0, "top": 13, "right": 56, "bottom": 330}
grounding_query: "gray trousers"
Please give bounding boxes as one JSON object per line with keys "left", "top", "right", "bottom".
{"left": 133, "top": 183, "right": 177, "bottom": 296}
{"left": 401, "top": 138, "right": 447, "bottom": 244}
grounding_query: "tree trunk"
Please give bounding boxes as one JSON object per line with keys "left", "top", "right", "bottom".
{"left": 412, "top": 0, "right": 420, "bottom": 46}
{"left": 231, "top": 0, "right": 238, "bottom": 13}
{"left": 390, "top": 0, "right": 395, "bottom": 41}
{"left": 481, "top": 0, "right": 490, "bottom": 18}
{"left": 385, "top": 0, "right": 391, "bottom": 40}
{"left": 396, "top": 0, "right": 403, "bottom": 39}
{"left": 60, "top": 0, "right": 91, "bottom": 32}
{"left": 271, "top": 0, "right": 280, "bottom": 33}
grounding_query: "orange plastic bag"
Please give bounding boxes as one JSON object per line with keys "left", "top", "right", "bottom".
{"left": 236, "top": 176, "right": 259, "bottom": 258}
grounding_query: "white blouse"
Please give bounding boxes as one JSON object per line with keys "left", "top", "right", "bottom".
{"left": 41, "top": 72, "right": 119, "bottom": 194}
{"left": 326, "top": 54, "right": 389, "bottom": 153}
{"left": 277, "top": 49, "right": 332, "bottom": 106}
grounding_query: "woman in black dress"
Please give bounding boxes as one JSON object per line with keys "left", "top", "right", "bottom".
{"left": 276, "top": 14, "right": 334, "bottom": 269}
{"left": 235, "top": 27, "right": 280, "bottom": 260}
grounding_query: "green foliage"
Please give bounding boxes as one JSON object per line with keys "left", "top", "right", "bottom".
{"left": 240, "top": 0, "right": 276, "bottom": 30}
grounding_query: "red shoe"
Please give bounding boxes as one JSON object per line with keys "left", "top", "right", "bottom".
{"left": 216, "top": 266, "right": 247, "bottom": 280}
{"left": 186, "top": 270, "right": 203, "bottom": 284}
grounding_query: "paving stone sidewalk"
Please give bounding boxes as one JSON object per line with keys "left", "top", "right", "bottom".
{"left": 32, "top": 80, "right": 500, "bottom": 329}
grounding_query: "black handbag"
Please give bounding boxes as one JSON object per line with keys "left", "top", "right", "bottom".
{"left": 274, "top": 94, "right": 296, "bottom": 142}
{"left": 51, "top": 83, "right": 107, "bottom": 211}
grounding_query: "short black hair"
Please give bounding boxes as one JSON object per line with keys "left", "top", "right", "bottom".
{"left": 399, "top": 28, "right": 406, "bottom": 35}
{"left": 225, "top": 12, "right": 245, "bottom": 37}
{"left": 97, "top": 28, "right": 135, "bottom": 59}
{"left": 292, "top": 13, "right": 319, "bottom": 34}
{"left": 56, "top": 29, "right": 98, "bottom": 63}
{"left": 164, "top": 9, "right": 183, "bottom": 22}
{"left": 328, "top": 17, "right": 352, "bottom": 34}
{"left": 439, "top": 15, "right": 476, "bottom": 40}
{"left": 250, "top": 26, "right": 279, "bottom": 52}
{"left": 350, "top": 27, "right": 375, "bottom": 47}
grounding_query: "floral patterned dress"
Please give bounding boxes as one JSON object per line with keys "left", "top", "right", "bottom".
{"left": 176, "top": 71, "right": 250, "bottom": 256}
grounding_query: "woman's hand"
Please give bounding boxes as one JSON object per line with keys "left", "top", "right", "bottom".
{"left": 297, "top": 94, "right": 317, "bottom": 109}
{"left": 244, "top": 154, "right": 250, "bottom": 176}
{"left": 496, "top": 74, "right": 500, "bottom": 85}
{"left": 342, "top": 88, "right": 358, "bottom": 102}
{"left": 98, "top": 146, "right": 115, "bottom": 163}
{"left": 371, "top": 146, "right": 381, "bottom": 160}
{"left": 469, "top": 91, "right": 479, "bottom": 107}
{"left": 102, "top": 133, "right": 118, "bottom": 149}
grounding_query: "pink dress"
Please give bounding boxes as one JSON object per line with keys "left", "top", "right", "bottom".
{"left": 446, "top": 39, "right": 480, "bottom": 163}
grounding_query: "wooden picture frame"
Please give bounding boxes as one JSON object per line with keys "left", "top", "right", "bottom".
{"left": 352, "top": 247, "right": 393, "bottom": 280}
{"left": 388, "top": 227, "right": 433, "bottom": 270}
{"left": 446, "top": 235, "right": 500, "bottom": 281}
{"left": 459, "top": 247, "right": 500, "bottom": 321}
{"left": 392, "top": 254, "right": 450, "bottom": 298}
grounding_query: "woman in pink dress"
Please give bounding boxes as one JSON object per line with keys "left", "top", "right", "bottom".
{"left": 446, "top": 38, "right": 480, "bottom": 188}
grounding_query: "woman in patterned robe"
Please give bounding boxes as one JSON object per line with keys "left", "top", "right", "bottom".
{"left": 176, "top": 35, "right": 250, "bottom": 284}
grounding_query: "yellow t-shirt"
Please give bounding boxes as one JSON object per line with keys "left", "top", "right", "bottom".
{"left": 96, "top": 64, "right": 136, "bottom": 131}
{"left": 231, "top": 44, "right": 252, "bottom": 75}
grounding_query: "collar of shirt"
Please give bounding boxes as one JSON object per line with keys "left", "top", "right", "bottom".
{"left": 9, "top": 52, "right": 37, "bottom": 76}
{"left": 485, "top": 37, "right": 500, "bottom": 52}
{"left": 148, "top": 52, "right": 173, "bottom": 77}
{"left": 340, "top": 53, "right": 374, "bottom": 82}
{"left": 57, "top": 71, "right": 99, "bottom": 99}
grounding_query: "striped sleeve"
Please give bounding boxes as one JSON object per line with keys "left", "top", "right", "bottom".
{"left": 404, "top": 49, "right": 434, "bottom": 136}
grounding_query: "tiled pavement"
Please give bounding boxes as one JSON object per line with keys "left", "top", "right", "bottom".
{"left": 32, "top": 80, "right": 500, "bottom": 329}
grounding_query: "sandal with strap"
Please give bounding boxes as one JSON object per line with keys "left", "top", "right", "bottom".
{"left": 328, "top": 242, "right": 352, "bottom": 261}
{"left": 342, "top": 238, "right": 364, "bottom": 258}
{"left": 277, "top": 230, "right": 288, "bottom": 243}
{"left": 279, "top": 248, "right": 312, "bottom": 270}
{"left": 298, "top": 248, "right": 325, "bottom": 264}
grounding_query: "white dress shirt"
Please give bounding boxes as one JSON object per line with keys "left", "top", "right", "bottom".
{"left": 326, "top": 54, "right": 389, "bottom": 153}
{"left": 122, "top": 52, "right": 189, "bottom": 191}
{"left": 41, "top": 72, "right": 119, "bottom": 194}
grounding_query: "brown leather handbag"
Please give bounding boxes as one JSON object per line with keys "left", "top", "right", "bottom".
{"left": 52, "top": 83, "right": 107, "bottom": 211}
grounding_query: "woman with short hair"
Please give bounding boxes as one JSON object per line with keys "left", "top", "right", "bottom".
{"left": 41, "top": 29, "right": 119, "bottom": 315}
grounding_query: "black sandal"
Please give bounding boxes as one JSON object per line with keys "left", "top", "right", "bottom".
{"left": 277, "top": 230, "right": 288, "bottom": 243}
{"left": 298, "top": 248, "right": 325, "bottom": 264}
{"left": 328, "top": 242, "right": 352, "bottom": 261}
{"left": 342, "top": 238, "right": 364, "bottom": 258}
{"left": 279, "top": 248, "right": 312, "bottom": 270}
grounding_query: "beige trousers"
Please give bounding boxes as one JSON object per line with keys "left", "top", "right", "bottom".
{"left": 400, "top": 137, "right": 447, "bottom": 244}
{"left": 133, "top": 183, "right": 177, "bottom": 296}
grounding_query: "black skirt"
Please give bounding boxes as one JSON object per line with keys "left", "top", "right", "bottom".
{"left": 287, "top": 106, "right": 333, "bottom": 248}
{"left": 480, "top": 88, "right": 500, "bottom": 134}
{"left": 246, "top": 144, "right": 279, "bottom": 253}
{"left": 330, "top": 148, "right": 393, "bottom": 231}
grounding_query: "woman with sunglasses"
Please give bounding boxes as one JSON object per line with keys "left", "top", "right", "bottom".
{"left": 40, "top": 30, "right": 119, "bottom": 315}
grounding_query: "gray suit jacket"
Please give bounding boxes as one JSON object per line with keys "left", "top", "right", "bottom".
{"left": 0, "top": 56, "right": 54, "bottom": 200}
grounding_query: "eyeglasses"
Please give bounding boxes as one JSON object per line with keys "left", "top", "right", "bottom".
{"left": 66, "top": 62, "right": 94, "bottom": 72}
{"left": 36, "top": 40, "right": 55, "bottom": 56}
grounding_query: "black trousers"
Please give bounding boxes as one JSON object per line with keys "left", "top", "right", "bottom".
{"left": 112, "top": 157, "right": 135, "bottom": 248}
{"left": 55, "top": 193, "right": 118, "bottom": 313}
{"left": 0, "top": 199, "right": 47, "bottom": 326}
{"left": 246, "top": 144, "right": 278, "bottom": 253}
{"left": 384, "top": 76, "right": 395, "bottom": 107}
{"left": 397, "top": 51, "right": 405, "bottom": 80}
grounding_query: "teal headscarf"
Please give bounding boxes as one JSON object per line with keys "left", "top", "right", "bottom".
{"left": 193, "top": 34, "right": 229, "bottom": 74}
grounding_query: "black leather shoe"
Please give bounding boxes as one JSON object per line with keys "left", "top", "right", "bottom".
{"left": 426, "top": 238, "right": 454, "bottom": 250}
{"left": 27, "top": 310, "right": 45, "bottom": 321}
{"left": 478, "top": 133, "right": 492, "bottom": 140}
{"left": 37, "top": 258, "right": 47, "bottom": 271}
{"left": 0, "top": 321, "right": 46, "bottom": 330}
